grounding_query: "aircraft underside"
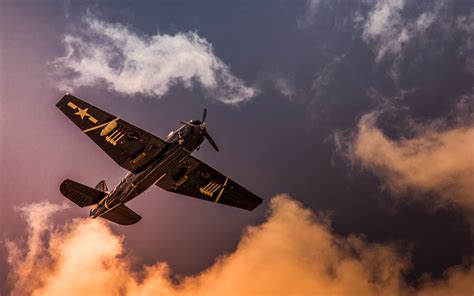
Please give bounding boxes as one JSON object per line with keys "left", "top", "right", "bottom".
{"left": 56, "top": 94, "right": 263, "bottom": 225}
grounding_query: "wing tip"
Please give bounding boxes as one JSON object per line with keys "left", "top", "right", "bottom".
{"left": 56, "top": 93, "right": 74, "bottom": 107}
{"left": 59, "top": 179, "right": 73, "bottom": 196}
{"left": 247, "top": 197, "right": 264, "bottom": 211}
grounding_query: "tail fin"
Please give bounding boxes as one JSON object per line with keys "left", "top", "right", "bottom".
{"left": 95, "top": 180, "right": 109, "bottom": 193}
{"left": 100, "top": 204, "right": 141, "bottom": 225}
{"left": 60, "top": 179, "right": 107, "bottom": 207}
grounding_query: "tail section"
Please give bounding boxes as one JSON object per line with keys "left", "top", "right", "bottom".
{"left": 95, "top": 180, "right": 109, "bottom": 193}
{"left": 60, "top": 179, "right": 141, "bottom": 225}
{"left": 60, "top": 179, "right": 107, "bottom": 207}
{"left": 100, "top": 204, "right": 141, "bottom": 225}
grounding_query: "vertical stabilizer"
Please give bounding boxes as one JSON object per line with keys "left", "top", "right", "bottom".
{"left": 95, "top": 180, "right": 109, "bottom": 193}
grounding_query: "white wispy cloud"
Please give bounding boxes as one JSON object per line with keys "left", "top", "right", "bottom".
{"left": 457, "top": 11, "right": 474, "bottom": 52}
{"left": 299, "top": 0, "right": 469, "bottom": 72}
{"left": 456, "top": 10, "right": 474, "bottom": 75}
{"left": 360, "top": 0, "right": 440, "bottom": 62}
{"left": 273, "top": 77, "right": 297, "bottom": 101}
{"left": 54, "top": 16, "right": 256, "bottom": 105}
{"left": 311, "top": 53, "right": 346, "bottom": 101}
{"left": 297, "top": 0, "right": 323, "bottom": 28}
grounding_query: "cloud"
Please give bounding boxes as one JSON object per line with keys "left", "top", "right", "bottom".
{"left": 53, "top": 16, "right": 256, "bottom": 105}
{"left": 357, "top": 0, "right": 473, "bottom": 68}
{"left": 310, "top": 53, "right": 346, "bottom": 101}
{"left": 298, "top": 0, "right": 323, "bottom": 28}
{"left": 273, "top": 77, "right": 298, "bottom": 101}
{"left": 338, "top": 106, "right": 474, "bottom": 212}
{"left": 362, "top": 0, "right": 405, "bottom": 38}
{"left": 5, "top": 202, "right": 69, "bottom": 295}
{"left": 454, "top": 91, "right": 474, "bottom": 123}
{"left": 456, "top": 10, "right": 474, "bottom": 53}
{"left": 456, "top": 10, "right": 474, "bottom": 75}
{"left": 6, "top": 197, "right": 474, "bottom": 296}
{"left": 271, "top": 53, "right": 346, "bottom": 105}
{"left": 360, "top": 0, "right": 439, "bottom": 62}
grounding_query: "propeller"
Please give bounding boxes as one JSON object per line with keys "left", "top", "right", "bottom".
{"left": 204, "top": 130, "right": 219, "bottom": 152}
{"left": 180, "top": 108, "right": 219, "bottom": 152}
{"left": 202, "top": 108, "right": 207, "bottom": 123}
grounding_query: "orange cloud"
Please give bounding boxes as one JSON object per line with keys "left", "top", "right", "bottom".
{"left": 6, "top": 196, "right": 474, "bottom": 296}
{"left": 344, "top": 111, "right": 474, "bottom": 211}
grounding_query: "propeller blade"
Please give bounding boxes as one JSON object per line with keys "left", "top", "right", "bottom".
{"left": 202, "top": 108, "right": 207, "bottom": 123}
{"left": 204, "top": 132, "right": 219, "bottom": 152}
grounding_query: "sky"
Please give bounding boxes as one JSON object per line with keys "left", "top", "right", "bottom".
{"left": 0, "top": 0, "right": 473, "bottom": 295}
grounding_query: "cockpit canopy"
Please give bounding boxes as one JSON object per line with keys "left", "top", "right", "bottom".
{"left": 165, "top": 125, "right": 193, "bottom": 143}
{"left": 190, "top": 120, "right": 202, "bottom": 125}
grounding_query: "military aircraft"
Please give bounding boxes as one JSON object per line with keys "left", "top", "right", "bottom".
{"left": 56, "top": 94, "right": 262, "bottom": 225}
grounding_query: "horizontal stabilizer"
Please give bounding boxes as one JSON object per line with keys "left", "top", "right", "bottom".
{"left": 60, "top": 179, "right": 107, "bottom": 207}
{"left": 100, "top": 205, "right": 141, "bottom": 225}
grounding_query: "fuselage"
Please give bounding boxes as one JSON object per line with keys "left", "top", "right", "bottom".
{"left": 90, "top": 123, "right": 205, "bottom": 218}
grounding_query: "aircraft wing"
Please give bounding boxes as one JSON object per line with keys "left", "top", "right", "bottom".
{"left": 156, "top": 156, "right": 263, "bottom": 210}
{"left": 56, "top": 94, "right": 168, "bottom": 173}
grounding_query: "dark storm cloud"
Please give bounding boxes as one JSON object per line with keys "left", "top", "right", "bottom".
{"left": 53, "top": 15, "right": 257, "bottom": 105}
{"left": 7, "top": 196, "right": 474, "bottom": 296}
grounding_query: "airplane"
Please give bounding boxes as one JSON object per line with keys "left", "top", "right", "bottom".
{"left": 56, "top": 94, "right": 263, "bottom": 225}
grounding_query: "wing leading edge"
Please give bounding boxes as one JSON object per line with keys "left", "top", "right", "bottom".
{"left": 56, "top": 94, "right": 168, "bottom": 173}
{"left": 156, "top": 156, "right": 263, "bottom": 210}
